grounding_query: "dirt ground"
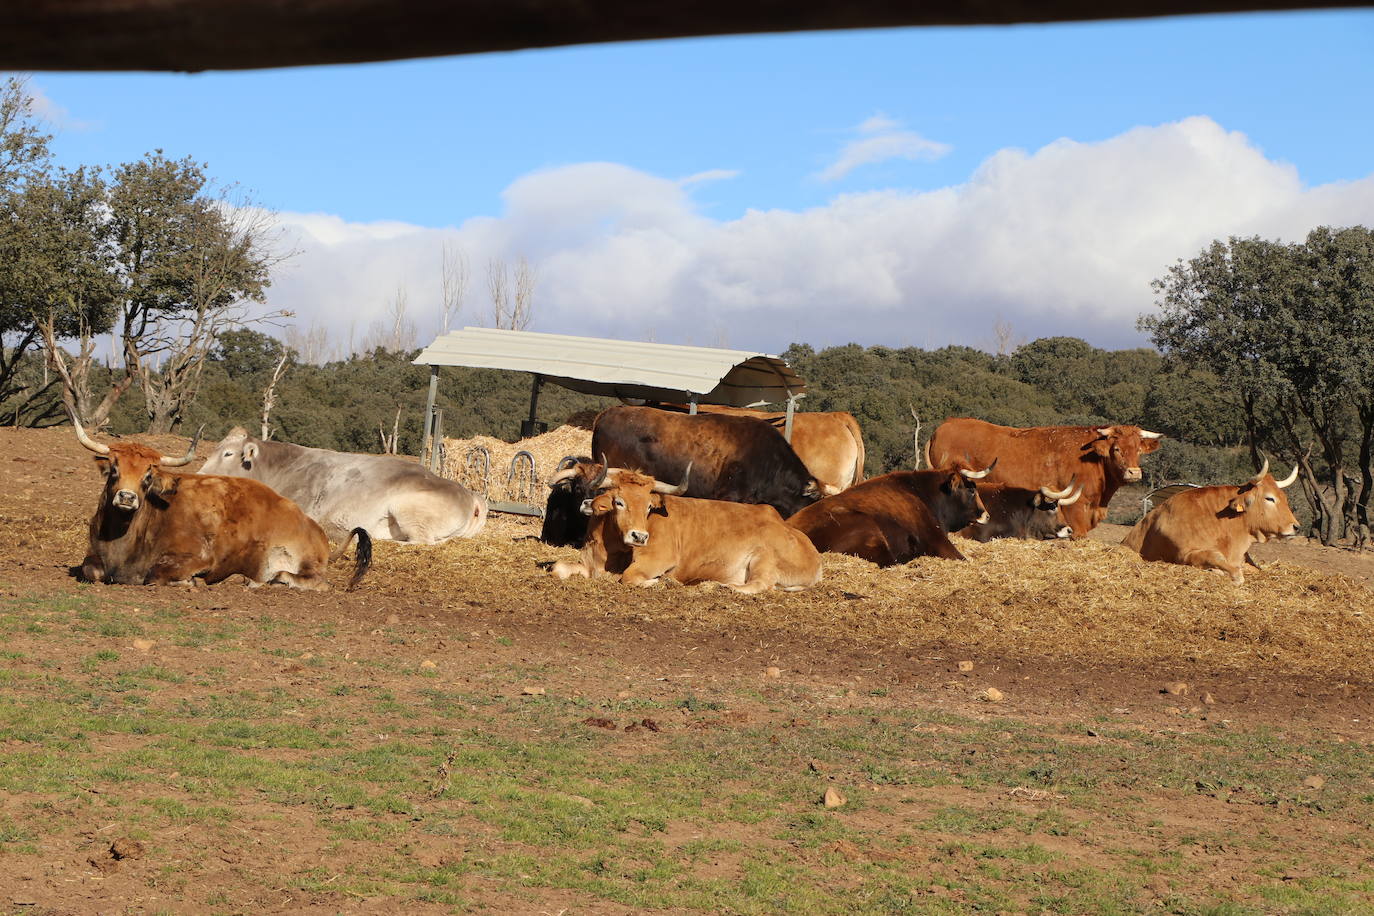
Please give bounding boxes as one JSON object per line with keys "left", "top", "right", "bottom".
{"left": 1, "top": 426, "right": 1372, "bottom": 913}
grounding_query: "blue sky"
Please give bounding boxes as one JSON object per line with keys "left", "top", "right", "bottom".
{"left": 20, "top": 10, "right": 1374, "bottom": 354}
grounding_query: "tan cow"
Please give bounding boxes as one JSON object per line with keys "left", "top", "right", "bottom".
{"left": 73, "top": 419, "right": 369, "bottom": 590}
{"left": 1122, "top": 459, "right": 1300, "bottom": 583}
{"left": 552, "top": 467, "right": 822, "bottom": 593}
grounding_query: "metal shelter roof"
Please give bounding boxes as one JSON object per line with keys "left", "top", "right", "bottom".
{"left": 412, "top": 327, "right": 805, "bottom": 407}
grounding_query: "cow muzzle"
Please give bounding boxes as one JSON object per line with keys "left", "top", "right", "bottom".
{"left": 1055, "top": 525, "right": 1072, "bottom": 539}
{"left": 975, "top": 511, "right": 990, "bottom": 525}
{"left": 624, "top": 529, "right": 650, "bottom": 547}
{"left": 1123, "top": 467, "right": 1143, "bottom": 482}
{"left": 112, "top": 489, "right": 139, "bottom": 511}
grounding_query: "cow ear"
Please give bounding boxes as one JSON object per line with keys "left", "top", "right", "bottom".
{"left": 650, "top": 493, "right": 666, "bottom": 511}
{"left": 1227, "top": 494, "right": 1249, "bottom": 514}
{"left": 1140, "top": 437, "right": 1162, "bottom": 454}
{"left": 1090, "top": 438, "right": 1113, "bottom": 457}
{"left": 93, "top": 455, "right": 112, "bottom": 473}
{"left": 241, "top": 442, "right": 258, "bottom": 469}
{"left": 149, "top": 472, "right": 181, "bottom": 500}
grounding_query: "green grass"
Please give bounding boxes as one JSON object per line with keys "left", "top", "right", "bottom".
{"left": 1, "top": 585, "right": 1373, "bottom": 913}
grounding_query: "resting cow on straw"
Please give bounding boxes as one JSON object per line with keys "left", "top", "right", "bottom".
{"left": 551, "top": 464, "right": 822, "bottom": 593}
{"left": 1122, "top": 459, "right": 1300, "bottom": 584}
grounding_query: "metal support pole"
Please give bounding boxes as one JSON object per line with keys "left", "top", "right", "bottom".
{"left": 521, "top": 374, "right": 543, "bottom": 439}
{"left": 784, "top": 392, "right": 797, "bottom": 443}
{"left": 422, "top": 365, "right": 439, "bottom": 462}
{"left": 688, "top": 394, "right": 698, "bottom": 415}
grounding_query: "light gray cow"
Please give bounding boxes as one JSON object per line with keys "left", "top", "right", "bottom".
{"left": 199, "top": 427, "right": 487, "bottom": 544}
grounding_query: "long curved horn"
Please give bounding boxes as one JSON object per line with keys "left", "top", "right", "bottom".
{"left": 1276, "top": 463, "right": 1300, "bottom": 488}
{"left": 160, "top": 425, "right": 203, "bottom": 467}
{"left": 1040, "top": 477, "right": 1076, "bottom": 501}
{"left": 1058, "top": 485, "right": 1083, "bottom": 506}
{"left": 549, "top": 466, "right": 581, "bottom": 487}
{"left": 590, "top": 454, "right": 610, "bottom": 490}
{"left": 1139, "top": 429, "right": 1164, "bottom": 439}
{"left": 653, "top": 462, "right": 691, "bottom": 496}
{"left": 555, "top": 454, "right": 580, "bottom": 471}
{"left": 69, "top": 411, "right": 110, "bottom": 455}
{"left": 1246, "top": 457, "right": 1270, "bottom": 486}
{"left": 961, "top": 457, "right": 998, "bottom": 480}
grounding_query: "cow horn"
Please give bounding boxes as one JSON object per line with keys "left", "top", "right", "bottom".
{"left": 1247, "top": 457, "right": 1270, "bottom": 486}
{"left": 1276, "top": 463, "right": 1300, "bottom": 488}
{"left": 555, "top": 455, "right": 580, "bottom": 471}
{"left": 960, "top": 457, "right": 997, "bottom": 480}
{"left": 69, "top": 411, "right": 110, "bottom": 456}
{"left": 590, "top": 455, "right": 610, "bottom": 490}
{"left": 1139, "top": 429, "right": 1164, "bottom": 439}
{"left": 1039, "top": 478, "right": 1076, "bottom": 501}
{"left": 1058, "top": 485, "right": 1084, "bottom": 506}
{"left": 653, "top": 462, "right": 691, "bottom": 496}
{"left": 549, "top": 466, "right": 581, "bottom": 486}
{"left": 159, "top": 425, "right": 203, "bottom": 467}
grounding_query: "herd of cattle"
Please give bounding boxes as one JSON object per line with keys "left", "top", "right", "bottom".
{"left": 68, "top": 402, "right": 1302, "bottom": 593}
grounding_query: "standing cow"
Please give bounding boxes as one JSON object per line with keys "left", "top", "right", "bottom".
{"left": 787, "top": 462, "right": 993, "bottom": 566}
{"left": 928, "top": 418, "right": 1163, "bottom": 537}
{"left": 199, "top": 427, "right": 486, "bottom": 544}
{"left": 73, "top": 420, "right": 369, "bottom": 590}
{"left": 1122, "top": 459, "right": 1299, "bottom": 583}
{"left": 959, "top": 482, "right": 1082, "bottom": 542}
{"left": 552, "top": 466, "right": 822, "bottom": 593}
{"left": 591, "top": 406, "right": 836, "bottom": 518}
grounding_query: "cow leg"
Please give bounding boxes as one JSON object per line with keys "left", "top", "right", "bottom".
{"left": 80, "top": 555, "right": 106, "bottom": 583}
{"left": 270, "top": 570, "right": 330, "bottom": 591}
{"left": 144, "top": 553, "right": 209, "bottom": 586}
{"left": 1178, "top": 548, "right": 1245, "bottom": 584}
{"left": 551, "top": 559, "right": 590, "bottom": 580}
{"left": 621, "top": 556, "right": 674, "bottom": 588}
{"left": 728, "top": 551, "right": 777, "bottom": 594}
{"left": 1243, "top": 551, "right": 1265, "bottom": 570}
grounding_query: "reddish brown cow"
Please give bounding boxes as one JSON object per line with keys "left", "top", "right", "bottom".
{"left": 787, "top": 462, "right": 992, "bottom": 566}
{"left": 74, "top": 420, "right": 369, "bottom": 590}
{"left": 928, "top": 418, "right": 1163, "bottom": 537}
{"left": 1122, "top": 459, "right": 1299, "bottom": 583}
{"left": 959, "top": 481, "right": 1082, "bottom": 542}
{"left": 552, "top": 467, "right": 822, "bottom": 592}
{"left": 648, "top": 403, "right": 866, "bottom": 491}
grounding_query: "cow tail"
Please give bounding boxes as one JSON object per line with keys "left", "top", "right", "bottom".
{"left": 345, "top": 527, "right": 373, "bottom": 592}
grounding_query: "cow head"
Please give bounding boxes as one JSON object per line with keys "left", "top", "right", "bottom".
{"left": 594, "top": 466, "right": 690, "bottom": 547}
{"left": 1088, "top": 426, "right": 1163, "bottom": 482}
{"left": 935, "top": 460, "right": 995, "bottom": 531}
{"left": 198, "top": 426, "right": 257, "bottom": 476}
{"left": 73, "top": 416, "right": 199, "bottom": 514}
{"left": 1226, "top": 459, "right": 1300, "bottom": 542}
{"left": 541, "top": 456, "right": 606, "bottom": 547}
{"left": 1031, "top": 481, "right": 1082, "bottom": 539}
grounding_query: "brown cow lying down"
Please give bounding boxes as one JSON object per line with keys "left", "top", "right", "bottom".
{"left": 787, "top": 462, "right": 992, "bottom": 566}
{"left": 73, "top": 419, "right": 370, "bottom": 590}
{"left": 551, "top": 466, "right": 822, "bottom": 593}
{"left": 1122, "top": 459, "right": 1299, "bottom": 584}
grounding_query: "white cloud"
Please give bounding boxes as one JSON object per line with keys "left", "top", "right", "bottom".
{"left": 815, "top": 112, "right": 952, "bottom": 181}
{"left": 679, "top": 168, "right": 741, "bottom": 187}
{"left": 25, "top": 80, "right": 98, "bottom": 132}
{"left": 255, "top": 116, "right": 1374, "bottom": 359}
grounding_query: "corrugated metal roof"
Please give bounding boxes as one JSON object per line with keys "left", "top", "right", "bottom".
{"left": 413, "top": 327, "right": 805, "bottom": 407}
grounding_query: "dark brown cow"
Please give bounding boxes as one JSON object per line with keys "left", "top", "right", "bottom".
{"left": 927, "top": 418, "right": 1163, "bottom": 537}
{"left": 959, "top": 482, "right": 1082, "bottom": 542}
{"left": 591, "top": 406, "right": 836, "bottom": 518}
{"left": 787, "top": 463, "right": 992, "bottom": 566}
{"left": 646, "top": 403, "right": 866, "bottom": 491}
{"left": 1123, "top": 459, "right": 1299, "bottom": 583}
{"left": 73, "top": 420, "right": 369, "bottom": 590}
{"left": 552, "top": 467, "right": 822, "bottom": 592}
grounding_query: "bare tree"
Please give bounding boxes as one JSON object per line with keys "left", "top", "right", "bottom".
{"left": 439, "top": 241, "right": 468, "bottom": 333}
{"left": 285, "top": 320, "right": 331, "bottom": 365}
{"left": 487, "top": 255, "right": 537, "bottom": 330}
{"left": 984, "top": 317, "right": 1026, "bottom": 357}
{"left": 486, "top": 257, "right": 509, "bottom": 329}
{"left": 259, "top": 349, "right": 290, "bottom": 439}
{"left": 379, "top": 405, "right": 402, "bottom": 454}
{"left": 363, "top": 283, "right": 417, "bottom": 353}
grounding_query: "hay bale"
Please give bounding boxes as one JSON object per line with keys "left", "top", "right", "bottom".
{"left": 440, "top": 425, "right": 592, "bottom": 501}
